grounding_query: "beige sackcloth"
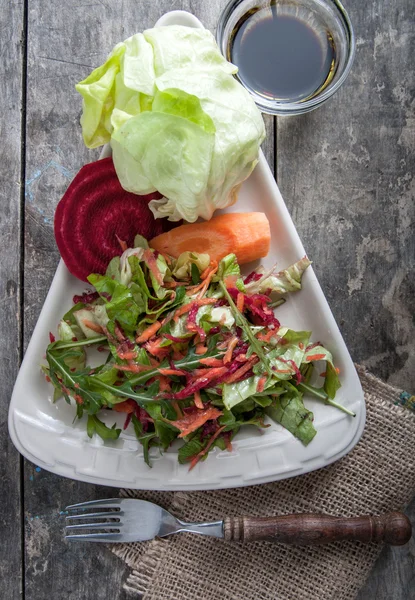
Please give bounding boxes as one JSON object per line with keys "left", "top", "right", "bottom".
{"left": 111, "top": 366, "right": 415, "bottom": 600}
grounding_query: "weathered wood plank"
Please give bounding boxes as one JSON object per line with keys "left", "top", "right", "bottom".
{"left": 0, "top": 1, "right": 24, "bottom": 598}
{"left": 276, "top": 1, "right": 415, "bottom": 596}
{"left": 276, "top": 0, "right": 415, "bottom": 392}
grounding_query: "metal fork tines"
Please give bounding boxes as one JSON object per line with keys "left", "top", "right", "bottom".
{"left": 65, "top": 498, "right": 124, "bottom": 542}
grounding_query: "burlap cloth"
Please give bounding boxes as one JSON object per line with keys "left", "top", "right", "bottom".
{"left": 111, "top": 365, "right": 415, "bottom": 600}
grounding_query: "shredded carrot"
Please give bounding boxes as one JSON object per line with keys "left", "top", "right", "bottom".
{"left": 236, "top": 292, "right": 245, "bottom": 313}
{"left": 274, "top": 368, "right": 292, "bottom": 374}
{"left": 158, "top": 368, "right": 186, "bottom": 376}
{"left": 115, "top": 235, "right": 128, "bottom": 252}
{"left": 257, "top": 329, "right": 277, "bottom": 343}
{"left": 199, "top": 357, "right": 224, "bottom": 367}
{"left": 299, "top": 342, "right": 304, "bottom": 350}
{"left": 189, "top": 426, "right": 226, "bottom": 470}
{"left": 83, "top": 319, "right": 104, "bottom": 334}
{"left": 155, "top": 375, "right": 171, "bottom": 393}
{"left": 306, "top": 353, "right": 326, "bottom": 362}
{"left": 145, "top": 337, "right": 170, "bottom": 358}
{"left": 116, "top": 364, "right": 152, "bottom": 373}
{"left": 117, "top": 350, "right": 137, "bottom": 360}
{"left": 186, "top": 266, "right": 218, "bottom": 298}
{"left": 113, "top": 400, "right": 135, "bottom": 414}
{"left": 171, "top": 399, "right": 184, "bottom": 419}
{"left": 74, "top": 393, "right": 84, "bottom": 405}
{"left": 200, "top": 260, "right": 218, "bottom": 280}
{"left": 222, "top": 356, "right": 259, "bottom": 384}
{"left": 194, "top": 390, "right": 204, "bottom": 409}
{"left": 173, "top": 302, "right": 194, "bottom": 321}
{"left": 193, "top": 366, "right": 228, "bottom": 381}
{"left": 223, "top": 275, "right": 238, "bottom": 288}
{"left": 256, "top": 376, "right": 267, "bottom": 393}
{"left": 223, "top": 336, "right": 238, "bottom": 364}
{"left": 224, "top": 434, "right": 233, "bottom": 452}
{"left": 172, "top": 349, "right": 186, "bottom": 361}
{"left": 136, "top": 321, "right": 161, "bottom": 344}
{"left": 171, "top": 407, "right": 223, "bottom": 439}
{"left": 195, "top": 344, "right": 208, "bottom": 355}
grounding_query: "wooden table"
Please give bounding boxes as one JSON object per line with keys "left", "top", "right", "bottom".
{"left": 2, "top": 1, "right": 414, "bottom": 598}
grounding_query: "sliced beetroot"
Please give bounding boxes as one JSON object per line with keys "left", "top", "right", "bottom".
{"left": 54, "top": 157, "right": 174, "bottom": 282}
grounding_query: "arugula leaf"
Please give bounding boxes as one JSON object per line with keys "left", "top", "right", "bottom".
{"left": 191, "top": 262, "right": 200, "bottom": 285}
{"left": 219, "top": 408, "right": 268, "bottom": 430}
{"left": 131, "top": 414, "right": 157, "bottom": 467}
{"left": 265, "top": 385, "right": 316, "bottom": 445}
{"left": 87, "top": 414, "right": 121, "bottom": 440}
{"left": 298, "top": 382, "right": 355, "bottom": 417}
{"left": 178, "top": 436, "right": 205, "bottom": 465}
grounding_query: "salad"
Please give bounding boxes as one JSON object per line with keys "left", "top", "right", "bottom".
{"left": 43, "top": 236, "right": 353, "bottom": 469}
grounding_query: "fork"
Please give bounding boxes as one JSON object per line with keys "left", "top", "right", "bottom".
{"left": 65, "top": 498, "right": 412, "bottom": 545}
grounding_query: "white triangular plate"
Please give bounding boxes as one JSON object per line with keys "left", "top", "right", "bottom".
{"left": 9, "top": 11, "right": 365, "bottom": 490}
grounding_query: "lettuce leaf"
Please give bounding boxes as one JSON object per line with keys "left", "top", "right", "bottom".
{"left": 245, "top": 257, "right": 312, "bottom": 295}
{"left": 76, "top": 26, "right": 265, "bottom": 222}
{"left": 303, "top": 345, "right": 341, "bottom": 399}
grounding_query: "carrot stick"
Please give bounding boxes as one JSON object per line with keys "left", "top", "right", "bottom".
{"left": 199, "top": 357, "right": 224, "bottom": 367}
{"left": 195, "top": 344, "right": 208, "bottom": 355}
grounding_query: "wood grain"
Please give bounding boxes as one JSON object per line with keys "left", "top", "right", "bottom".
{"left": 7, "top": 0, "right": 413, "bottom": 597}
{"left": 224, "top": 513, "right": 412, "bottom": 545}
{"left": 0, "top": 1, "right": 24, "bottom": 598}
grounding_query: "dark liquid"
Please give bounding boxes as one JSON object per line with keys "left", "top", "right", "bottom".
{"left": 230, "top": 6, "right": 336, "bottom": 102}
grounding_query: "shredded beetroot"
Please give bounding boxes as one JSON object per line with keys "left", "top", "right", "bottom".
{"left": 279, "top": 357, "right": 303, "bottom": 384}
{"left": 244, "top": 271, "right": 262, "bottom": 284}
{"left": 201, "top": 420, "right": 220, "bottom": 438}
{"left": 209, "top": 326, "right": 220, "bottom": 334}
{"left": 214, "top": 299, "right": 228, "bottom": 307}
{"left": 133, "top": 405, "right": 154, "bottom": 433}
{"left": 49, "top": 332, "right": 56, "bottom": 343}
{"left": 73, "top": 290, "right": 99, "bottom": 305}
{"left": 163, "top": 333, "right": 189, "bottom": 343}
{"left": 123, "top": 413, "right": 133, "bottom": 430}
{"left": 306, "top": 341, "right": 324, "bottom": 351}
{"left": 186, "top": 303, "right": 206, "bottom": 341}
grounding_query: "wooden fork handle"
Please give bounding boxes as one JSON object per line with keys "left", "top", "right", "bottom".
{"left": 224, "top": 512, "right": 412, "bottom": 545}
